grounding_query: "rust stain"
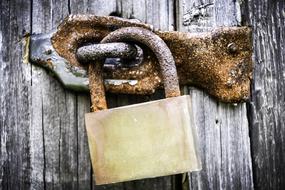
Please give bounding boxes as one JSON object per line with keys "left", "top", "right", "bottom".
{"left": 23, "top": 35, "right": 30, "bottom": 64}
{"left": 158, "top": 27, "right": 253, "bottom": 102}
{"left": 50, "top": 15, "right": 252, "bottom": 103}
{"left": 46, "top": 58, "right": 54, "bottom": 69}
{"left": 88, "top": 61, "right": 107, "bottom": 112}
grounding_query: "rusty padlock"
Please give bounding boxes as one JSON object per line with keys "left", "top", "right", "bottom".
{"left": 84, "top": 27, "right": 201, "bottom": 185}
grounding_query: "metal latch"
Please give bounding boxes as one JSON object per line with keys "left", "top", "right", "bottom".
{"left": 27, "top": 15, "right": 252, "bottom": 103}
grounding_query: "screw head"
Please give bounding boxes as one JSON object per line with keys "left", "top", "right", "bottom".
{"left": 227, "top": 43, "right": 238, "bottom": 54}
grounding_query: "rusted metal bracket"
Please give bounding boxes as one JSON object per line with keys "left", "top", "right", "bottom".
{"left": 28, "top": 15, "right": 252, "bottom": 103}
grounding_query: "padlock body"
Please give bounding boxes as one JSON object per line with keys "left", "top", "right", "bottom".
{"left": 85, "top": 95, "right": 201, "bottom": 185}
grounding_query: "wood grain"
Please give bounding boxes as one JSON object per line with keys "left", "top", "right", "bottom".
{"left": 1, "top": 0, "right": 284, "bottom": 189}
{"left": 31, "top": 1, "right": 78, "bottom": 189}
{"left": 246, "top": 0, "right": 285, "bottom": 189}
{"left": 0, "top": 0, "right": 32, "bottom": 189}
{"left": 176, "top": 0, "right": 253, "bottom": 189}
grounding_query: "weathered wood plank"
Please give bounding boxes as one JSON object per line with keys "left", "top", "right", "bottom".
{"left": 31, "top": 0, "right": 85, "bottom": 189}
{"left": 77, "top": 94, "right": 92, "bottom": 190}
{"left": 246, "top": 0, "right": 285, "bottom": 189}
{"left": 0, "top": 0, "right": 32, "bottom": 189}
{"left": 176, "top": 0, "right": 253, "bottom": 189}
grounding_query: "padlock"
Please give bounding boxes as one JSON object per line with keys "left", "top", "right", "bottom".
{"left": 84, "top": 27, "right": 201, "bottom": 185}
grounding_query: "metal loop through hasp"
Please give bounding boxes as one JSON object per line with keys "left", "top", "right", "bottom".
{"left": 76, "top": 42, "right": 144, "bottom": 68}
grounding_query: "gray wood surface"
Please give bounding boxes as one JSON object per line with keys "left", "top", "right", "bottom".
{"left": 176, "top": 1, "right": 253, "bottom": 189}
{"left": 0, "top": 0, "right": 284, "bottom": 189}
{"left": 31, "top": 1, "right": 84, "bottom": 189}
{"left": 0, "top": 0, "right": 32, "bottom": 189}
{"left": 246, "top": 0, "right": 285, "bottom": 189}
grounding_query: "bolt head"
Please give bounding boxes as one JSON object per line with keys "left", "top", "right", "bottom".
{"left": 227, "top": 43, "right": 238, "bottom": 54}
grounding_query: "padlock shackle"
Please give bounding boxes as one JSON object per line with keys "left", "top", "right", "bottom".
{"left": 87, "top": 27, "right": 181, "bottom": 111}
{"left": 101, "top": 27, "right": 181, "bottom": 98}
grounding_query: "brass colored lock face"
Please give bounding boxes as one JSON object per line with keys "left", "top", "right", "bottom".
{"left": 85, "top": 95, "right": 201, "bottom": 185}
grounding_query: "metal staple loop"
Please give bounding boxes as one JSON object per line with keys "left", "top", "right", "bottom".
{"left": 76, "top": 42, "right": 138, "bottom": 62}
{"left": 76, "top": 42, "right": 144, "bottom": 68}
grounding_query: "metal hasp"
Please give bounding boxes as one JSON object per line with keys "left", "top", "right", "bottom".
{"left": 28, "top": 15, "right": 253, "bottom": 103}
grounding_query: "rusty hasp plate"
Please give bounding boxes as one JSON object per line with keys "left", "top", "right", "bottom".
{"left": 28, "top": 15, "right": 252, "bottom": 103}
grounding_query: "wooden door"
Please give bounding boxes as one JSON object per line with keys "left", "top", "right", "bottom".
{"left": 0, "top": 0, "right": 284, "bottom": 189}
